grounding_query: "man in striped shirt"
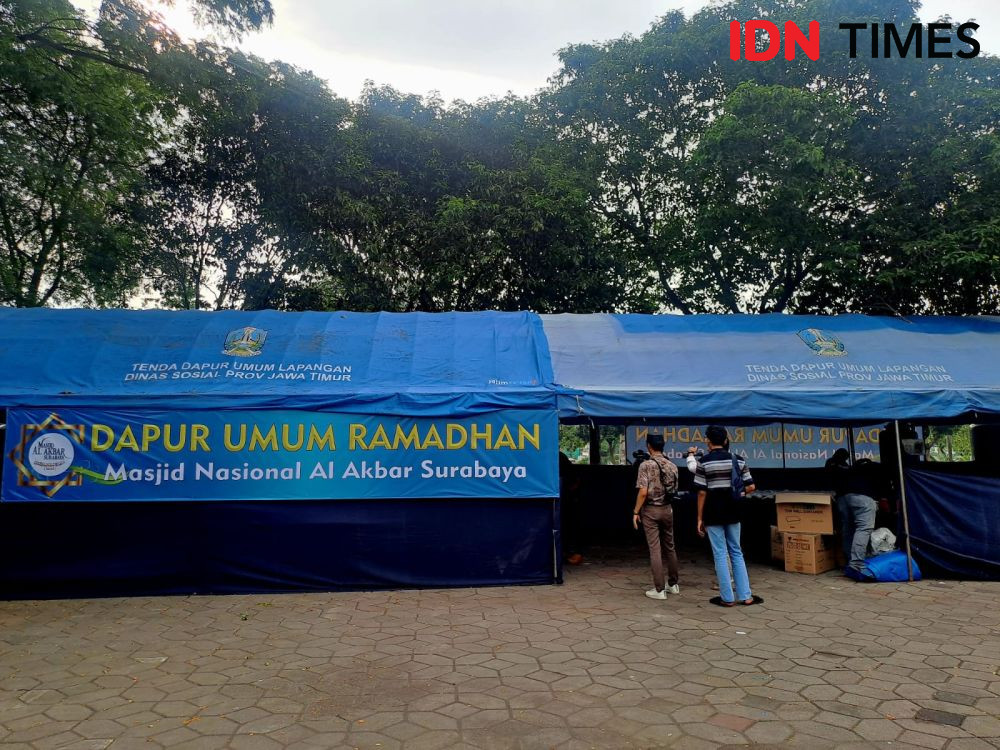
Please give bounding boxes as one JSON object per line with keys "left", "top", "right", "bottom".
{"left": 693, "top": 425, "right": 763, "bottom": 607}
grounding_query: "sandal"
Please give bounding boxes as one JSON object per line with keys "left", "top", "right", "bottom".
{"left": 709, "top": 596, "right": 736, "bottom": 607}
{"left": 741, "top": 595, "right": 764, "bottom": 606}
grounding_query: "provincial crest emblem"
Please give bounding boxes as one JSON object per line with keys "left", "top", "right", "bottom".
{"left": 223, "top": 327, "right": 267, "bottom": 357}
{"left": 797, "top": 328, "right": 847, "bottom": 357}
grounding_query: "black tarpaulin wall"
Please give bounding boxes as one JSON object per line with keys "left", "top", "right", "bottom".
{"left": 905, "top": 469, "right": 1000, "bottom": 580}
{"left": 0, "top": 499, "right": 558, "bottom": 599}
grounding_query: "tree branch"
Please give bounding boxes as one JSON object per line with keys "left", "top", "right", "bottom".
{"left": 16, "top": 33, "right": 149, "bottom": 77}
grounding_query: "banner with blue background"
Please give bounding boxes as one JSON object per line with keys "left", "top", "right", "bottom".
{"left": 2, "top": 409, "right": 558, "bottom": 502}
{"left": 626, "top": 423, "right": 882, "bottom": 469}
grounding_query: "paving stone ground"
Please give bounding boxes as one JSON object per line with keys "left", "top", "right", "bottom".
{"left": 2, "top": 547, "right": 999, "bottom": 750}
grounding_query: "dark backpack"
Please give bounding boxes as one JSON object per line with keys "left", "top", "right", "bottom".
{"left": 728, "top": 453, "right": 746, "bottom": 501}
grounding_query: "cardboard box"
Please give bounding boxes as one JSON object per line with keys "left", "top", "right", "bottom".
{"left": 783, "top": 533, "right": 837, "bottom": 575}
{"left": 770, "top": 525, "right": 785, "bottom": 562}
{"left": 776, "top": 492, "right": 835, "bottom": 535}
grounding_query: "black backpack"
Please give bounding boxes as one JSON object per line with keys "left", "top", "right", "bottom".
{"left": 727, "top": 452, "right": 746, "bottom": 501}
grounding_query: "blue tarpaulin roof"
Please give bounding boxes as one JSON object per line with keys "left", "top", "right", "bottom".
{"left": 2, "top": 309, "right": 999, "bottom": 422}
{"left": 541, "top": 313, "right": 1000, "bottom": 422}
{"left": 0, "top": 309, "right": 555, "bottom": 415}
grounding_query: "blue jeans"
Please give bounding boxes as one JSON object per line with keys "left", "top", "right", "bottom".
{"left": 706, "top": 524, "right": 752, "bottom": 604}
{"left": 840, "top": 493, "right": 877, "bottom": 570}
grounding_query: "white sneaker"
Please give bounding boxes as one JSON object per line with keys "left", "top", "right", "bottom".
{"left": 645, "top": 589, "right": 668, "bottom": 600}
{"left": 666, "top": 584, "right": 681, "bottom": 595}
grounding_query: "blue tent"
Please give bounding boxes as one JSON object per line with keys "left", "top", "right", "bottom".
{"left": 6, "top": 309, "right": 998, "bottom": 421}
{"left": 540, "top": 313, "right": 1000, "bottom": 581}
{"left": 541, "top": 313, "right": 1000, "bottom": 422}
{"left": 0, "top": 310, "right": 560, "bottom": 597}
{"left": 0, "top": 309, "right": 554, "bottom": 413}
{"left": 3, "top": 309, "right": 1000, "bottom": 596}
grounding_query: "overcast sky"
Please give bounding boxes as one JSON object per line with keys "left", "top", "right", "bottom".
{"left": 74, "top": 0, "right": 1000, "bottom": 101}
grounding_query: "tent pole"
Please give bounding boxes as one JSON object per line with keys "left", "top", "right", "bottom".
{"left": 553, "top": 498, "right": 560, "bottom": 583}
{"left": 894, "top": 420, "right": 915, "bottom": 582}
{"left": 589, "top": 420, "right": 600, "bottom": 466}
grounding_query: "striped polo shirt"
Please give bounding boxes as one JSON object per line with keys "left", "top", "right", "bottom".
{"left": 693, "top": 450, "right": 754, "bottom": 526}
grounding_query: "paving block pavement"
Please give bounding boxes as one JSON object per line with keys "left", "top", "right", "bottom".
{"left": 2, "top": 548, "right": 999, "bottom": 749}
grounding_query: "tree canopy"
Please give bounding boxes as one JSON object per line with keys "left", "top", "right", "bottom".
{"left": 544, "top": 0, "right": 1000, "bottom": 313}
{"left": 2, "top": 0, "right": 997, "bottom": 314}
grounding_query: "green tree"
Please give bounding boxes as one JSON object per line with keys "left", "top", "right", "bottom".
{"left": 544, "top": 12, "right": 705, "bottom": 313}
{"left": 683, "top": 83, "right": 863, "bottom": 313}
{"left": 0, "top": 0, "right": 158, "bottom": 306}
{"left": 135, "top": 48, "right": 353, "bottom": 310}
{"left": 925, "top": 425, "right": 973, "bottom": 462}
{"left": 544, "top": 0, "right": 1000, "bottom": 314}
{"left": 600, "top": 425, "right": 626, "bottom": 465}
{"left": 8, "top": 0, "right": 996, "bottom": 316}
{"left": 558, "top": 425, "right": 589, "bottom": 462}
{"left": 297, "top": 87, "right": 638, "bottom": 313}
{"left": 180, "top": 0, "right": 273, "bottom": 37}
{"left": 1, "top": 0, "right": 277, "bottom": 308}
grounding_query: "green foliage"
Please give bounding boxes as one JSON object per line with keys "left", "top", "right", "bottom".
{"left": 0, "top": 0, "right": 157, "bottom": 306}
{"left": 289, "top": 86, "right": 638, "bottom": 313}
{"left": 184, "top": 0, "right": 274, "bottom": 37}
{"left": 545, "top": 0, "right": 1000, "bottom": 314}
{"left": 685, "top": 83, "right": 862, "bottom": 312}
{"left": 2, "top": 0, "right": 998, "bottom": 315}
{"left": 0, "top": 0, "right": 276, "bottom": 307}
{"left": 925, "top": 425, "right": 973, "bottom": 462}
{"left": 135, "top": 48, "right": 353, "bottom": 309}
{"left": 557, "top": 425, "right": 627, "bottom": 464}
{"left": 558, "top": 425, "right": 589, "bottom": 463}
{"left": 599, "top": 425, "right": 627, "bottom": 465}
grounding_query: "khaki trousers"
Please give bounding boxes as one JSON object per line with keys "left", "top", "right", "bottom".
{"left": 641, "top": 504, "right": 680, "bottom": 591}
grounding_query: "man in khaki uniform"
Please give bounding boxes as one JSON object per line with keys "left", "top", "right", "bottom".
{"left": 632, "top": 434, "right": 681, "bottom": 600}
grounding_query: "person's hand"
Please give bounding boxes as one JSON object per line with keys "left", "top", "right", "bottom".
{"left": 632, "top": 512, "right": 640, "bottom": 530}
{"left": 697, "top": 519, "right": 705, "bottom": 537}
{"left": 687, "top": 446, "right": 698, "bottom": 454}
